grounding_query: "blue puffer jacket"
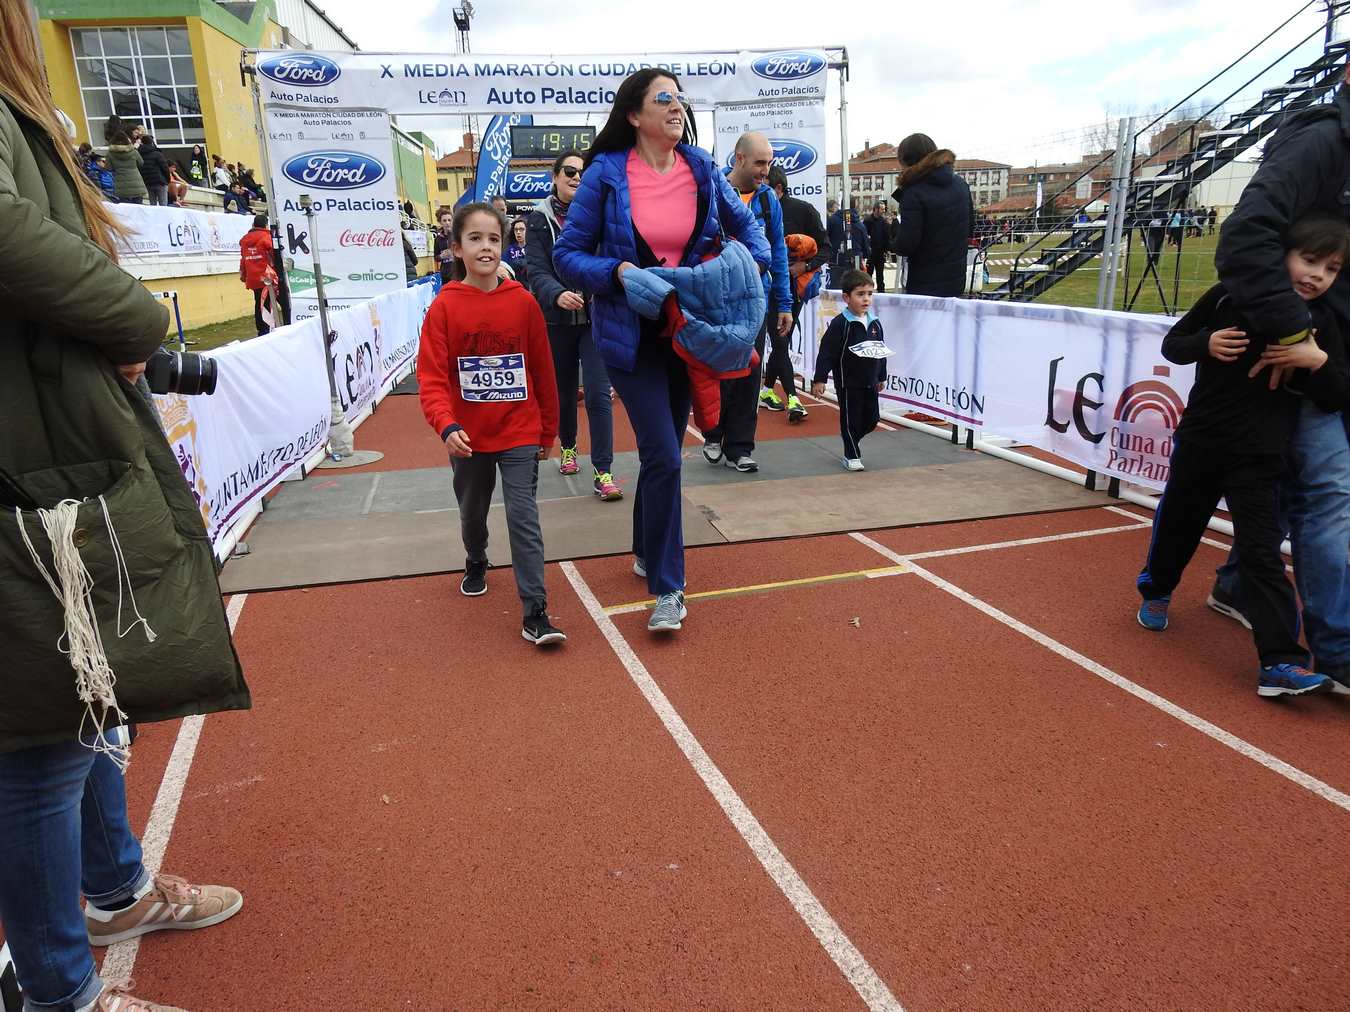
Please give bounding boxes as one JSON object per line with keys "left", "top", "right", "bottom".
{"left": 722, "top": 168, "right": 791, "bottom": 315}
{"left": 553, "top": 144, "right": 771, "bottom": 373}
{"left": 621, "top": 240, "right": 767, "bottom": 374}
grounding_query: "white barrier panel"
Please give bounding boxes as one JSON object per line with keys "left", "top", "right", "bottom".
{"left": 800, "top": 292, "right": 1193, "bottom": 490}
{"left": 404, "top": 228, "right": 428, "bottom": 256}
{"left": 154, "top": 282, "right": 435, "bottom": 559}
{"left": 110, "top": 202, "right": 253, "bottom": 257}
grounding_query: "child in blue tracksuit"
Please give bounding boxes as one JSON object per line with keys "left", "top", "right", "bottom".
{"left": 812, "top": 269, "right": 889, "bottom": 471}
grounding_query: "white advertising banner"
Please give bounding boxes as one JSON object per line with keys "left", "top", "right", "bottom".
{"left": 110, "top": 203, "right": 253, "bottom": 257}
{"left": 403, "top": 228, "right": 428, "bottom": 256}
{"left": 253, "top": 49, "right": 829, "bottom": 114}
{"left": 326, "top": 281, "right": 435, "bottom": 425}
{"left": 154, "top": 317, "right": 331, "bottom": 555}
{"left": 714, "top": 98, "right": 827, "bottom": 214}
{"left": 800, "top": 293, "right": 1192, "bottom": 490}
{"left": 265, "top": 105, "right": 405, "bottom": 322}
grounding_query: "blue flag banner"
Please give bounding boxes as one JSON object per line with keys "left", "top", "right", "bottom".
{"left": 472, "top": 113, "right": 532, "bottom": 203}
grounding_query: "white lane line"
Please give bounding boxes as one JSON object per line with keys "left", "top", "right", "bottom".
{"left": 102, "top": 594, "right": 249, "bottom": 982}
{"left": 560, "top": 561, "right": 905, "bottom": 1012}
{"left": 360, "top": 472, "right": 382, "bottom": 516}
{"left": 902, "top": 521, "right": 1149, "bottom": 561}
{"left": 686, "top": 425, "right": 705, "bottom": 443}
{"left": 1103, "top": 505, "right": 1291, "bottom": 571}
{"left": 848, "top": 532, "right": 1350, "bottom": 813}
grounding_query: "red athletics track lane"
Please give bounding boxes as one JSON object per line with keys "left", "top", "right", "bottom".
{"left": 883, "top": 522, "right": 1350, "bottom": 793}
{"left": 599, "top": 537, "right": 1350, "bottom": 1009}
{"left": 130, "top": 570, "right": 865, "bottom": 1011}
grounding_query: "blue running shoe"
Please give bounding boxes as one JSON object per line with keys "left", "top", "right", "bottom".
{"left": 1137, "top": 596, "right": 1170, "bottom": 631}
{"left": 1258, "top": 664, "right": 1332, "bottom": 698}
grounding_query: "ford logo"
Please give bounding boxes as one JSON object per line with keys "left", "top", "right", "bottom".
{"left": 258, "top": 53, "right": 342, "bottom": 87}
{"left": 281, "top": 151, "right": 385, "bottom": 190}
{"left": 505, "top": 172, "right": 552, "bottom": 198}
{"left": 751, "top": 51, "right": 826, "bottom": 81}
{"left": 771, "top": 138, "right": 818, "bottom": 174}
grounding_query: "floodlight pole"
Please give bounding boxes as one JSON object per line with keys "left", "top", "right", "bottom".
{"left": 834, "top": 51, "right": 852, "bottom": 268}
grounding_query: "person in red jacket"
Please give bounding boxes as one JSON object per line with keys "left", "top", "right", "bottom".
{"left": 238, "top": 214, "right": 276, "bottom": 335}
{"left": 417, "top": 202, "right": 565, "bottom": 646}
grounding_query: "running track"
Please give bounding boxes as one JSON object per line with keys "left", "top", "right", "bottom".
{"left": 105, "top": 502, "right": 1349, "bottom": 1009}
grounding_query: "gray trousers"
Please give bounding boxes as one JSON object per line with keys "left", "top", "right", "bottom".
{"left": 451, "top": 444, "right": 546, "bottom": 615}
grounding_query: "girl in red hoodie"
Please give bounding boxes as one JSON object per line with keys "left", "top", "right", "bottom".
{"left": 417, "top": 203, "right": 565, "bottom": 646}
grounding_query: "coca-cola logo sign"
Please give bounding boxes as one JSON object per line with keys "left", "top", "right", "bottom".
{"left": 339, "top": 228, "right": 397, "bottom": 248}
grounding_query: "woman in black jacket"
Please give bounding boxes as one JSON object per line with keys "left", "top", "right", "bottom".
{"left": 137, "top": 134, "right": 170, "bottom": 206}
{"left": 889, "top": 133, "right": 975, "bottom": 297}
{"left": 524, "top": 149, "right": 621, "bottom": 501}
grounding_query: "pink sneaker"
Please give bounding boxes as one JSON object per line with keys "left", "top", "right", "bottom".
{"left": 593, "top": 472, "right": 624, "bottom": 501}
{"left": 558, "top": 447, "right": 580, "bottom": 475}
{"left": 85, "top": 873, "right": 243, "bottom": 946}
{"left": 94, "top": 983, "right": 186, "bottom": 1011}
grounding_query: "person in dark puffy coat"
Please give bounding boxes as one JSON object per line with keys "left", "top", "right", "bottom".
{"left": 888, "top": 133, "right": 975, "bottom": 297}
{"left": 136, "top": 133, "right": 170, "bottom": 206}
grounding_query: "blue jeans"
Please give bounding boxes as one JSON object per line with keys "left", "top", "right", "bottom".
{"left": 0, "top": 740, "right": 149, "bottom": 1011}
{"left": 548, "top": 323, "right": 613, "bottom": 474}
{"left": 1216, "top": 402, "right": 1350, "bottom": 667}
{"left": 607, "top": 335, "right": 690, "bottom": 595}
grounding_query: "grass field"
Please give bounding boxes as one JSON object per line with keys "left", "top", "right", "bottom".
{"left": 171, "top": 314, "right": 258, "bottom": 351}
{"left": 983, "top": 231, "right": 1219, "bottom": 316}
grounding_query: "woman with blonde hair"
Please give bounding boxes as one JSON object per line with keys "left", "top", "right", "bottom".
{"left": 0, "top": 6, "right": 249, "bottom": 1010}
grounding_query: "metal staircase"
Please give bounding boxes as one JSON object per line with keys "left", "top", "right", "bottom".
{"left": 985, "top": 26, "right": 1349, "bottom": 304}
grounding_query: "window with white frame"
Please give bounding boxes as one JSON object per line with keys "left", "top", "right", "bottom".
{"left": 71, "top": 26, "right": 203, "bottom": 147}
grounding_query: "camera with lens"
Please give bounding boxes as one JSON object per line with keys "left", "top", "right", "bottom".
{"left": 145, "top": 347, "right": 218, "bottom": 396}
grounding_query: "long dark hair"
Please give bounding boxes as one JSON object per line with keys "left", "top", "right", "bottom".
{"left": 585, "top": 68, "right": 696, "bottom": 167}
{"left": 897, "top": 133, "right": 937, "bottom": 168}
{"left": 448, "top": 202, "right": 507, "bottom": 282}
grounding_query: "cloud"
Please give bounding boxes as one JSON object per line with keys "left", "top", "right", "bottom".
{"left": 307, "top": 0, "right": 1331, "bottom": 166}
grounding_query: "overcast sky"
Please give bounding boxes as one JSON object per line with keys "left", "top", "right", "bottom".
{"left": 312, "top": 0, "right": 1332, "bottom": 167}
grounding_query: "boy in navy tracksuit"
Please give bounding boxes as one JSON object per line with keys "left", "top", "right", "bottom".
{"left": 1136, "top": 214, "right": 1350, "bottom": 698}
{"left": 812, "top": 269, "right": 889, "bottom": 470}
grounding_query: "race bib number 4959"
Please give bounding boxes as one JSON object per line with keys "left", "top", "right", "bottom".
{"left": 458, "top": 353, "right": 527, "bottom": 402}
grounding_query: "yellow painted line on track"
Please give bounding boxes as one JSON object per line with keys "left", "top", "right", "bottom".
{"left": 603, "top": 564, "right": 911, "bottom": 615}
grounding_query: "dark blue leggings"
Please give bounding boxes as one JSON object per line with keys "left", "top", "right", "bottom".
{"left": 548, "top": 323, "right": 614, "bottom": 474}
{"left": 606, "top": 337, "right": 691, "bottom": 594}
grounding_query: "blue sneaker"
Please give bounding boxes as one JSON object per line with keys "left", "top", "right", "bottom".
{"left": 1258, "top": 664, "right": 1332, "bottom": 698}
{"left": 1137, "top": 596, "right": 1170, "bottom": 631}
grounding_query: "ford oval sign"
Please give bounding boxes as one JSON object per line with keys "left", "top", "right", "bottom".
{"left": 751, "top": 51, "right": 826, "bottom": 81}
{"left": 771, "top": 139, "right": 818, "bottom": 174}
{"left": 281, "top": 151, "right": 385, "bottom": 190}
{"left": 258, "top": 53, "right": 341, "bottom": 87}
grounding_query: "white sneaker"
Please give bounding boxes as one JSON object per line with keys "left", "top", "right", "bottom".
{"left": 702, "top": 440, "right": 723, "bottom": 464}
{"left": 633, "top": 557, "right": 646, "bottom": 579}
{"left": 648, "top": 591, "right": 687, "bottom": 632}
{"left": 844, "top": 458, "right": 865, "bottom": 471}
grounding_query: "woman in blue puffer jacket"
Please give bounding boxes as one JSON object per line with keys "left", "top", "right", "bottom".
{"left": 554, "top": 68, "right": 770, "bottom": 634}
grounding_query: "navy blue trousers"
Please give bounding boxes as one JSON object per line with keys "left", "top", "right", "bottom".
{"left": 606, "top": 336, "right": 691, "bottom": 595}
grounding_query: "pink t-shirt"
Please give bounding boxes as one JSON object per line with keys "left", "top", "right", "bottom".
{"left": 627, "top": 148, "right": 697, "bottom": 267}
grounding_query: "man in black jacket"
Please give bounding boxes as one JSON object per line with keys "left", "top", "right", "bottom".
{"left": 1208, "top": 74, "right": 1350, "bottom": 688}
{"left": 866, "top": 203, "right": 890, "bottom": 291}
{"left": 826, "top": 202, "right": 868, "bottom": 288}
{"left": 766, "top": 165, "right": 831, "bottom": 421}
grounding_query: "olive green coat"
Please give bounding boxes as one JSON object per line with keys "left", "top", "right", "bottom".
{"left": 0, "top": 98, "right": 249, "bottom": 752}
{"left": 105, "top": 142, "right": 146, "bottom": 201}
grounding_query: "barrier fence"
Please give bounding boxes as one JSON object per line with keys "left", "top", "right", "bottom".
{"left": 156, "top": 281, "right": 436, "bottom": 561}
{"left": 797, "top": 291, "right": 1190, "bottom": 491}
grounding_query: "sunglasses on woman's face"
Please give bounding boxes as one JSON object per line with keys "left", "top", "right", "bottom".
{"left": 653, "top": 90, "right": 689, "bottom": 107}
{"left": 560, "top": 165, "right": 582, "bottom": 179}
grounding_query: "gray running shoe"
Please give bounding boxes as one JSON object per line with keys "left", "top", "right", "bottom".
{"left": 702, "top": 439, "right": 723, "bottom": 464}
{"left": 633, "top": 557, "right": 646, "bottom": 579}
{"left": 648, "top": 591, "right": 687, "bottom": 632}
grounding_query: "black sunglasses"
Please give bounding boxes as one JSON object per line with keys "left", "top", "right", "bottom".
{"left": 559, "top": 165, "right": 583, "bottom": 179}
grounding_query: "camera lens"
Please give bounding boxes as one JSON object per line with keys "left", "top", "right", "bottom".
{"left": 145, "top": 348, "right": 218, "bottom": 396}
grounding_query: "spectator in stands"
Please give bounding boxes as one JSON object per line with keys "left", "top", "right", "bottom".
{"left": 0, "top": 9, "right": 249, "bottom": 1009}
{"left": 222, "top": 180, "right": 250, "bottom": 214}
{"left": 866, "top": 202, "right": 890, "bottom": 292}
{"left": 1208, "top": 68, "right": 1350, "bottom": 692}
{"left": 166, "top": 162, "right": 188, "bottom": 206}
{"left": 105, "top": 129, "right": 146, "bottom": 204}
{"left": 434, "top": 206, "right": 455, "bottom": 282}
{"left": 505, "top": 217, "right": 529, "bottom": 284}
{"left": 525, "top": 149, "right": 622, "bottom": 502}
{"left": 137, "top": 133, "right": 170, "bottom": 206}
{"left": 888, "top": 133, "right": 975, "bottom": 297}
{"left": 187, "top": 143, "right": 209, "bottom": 185}
{"left": 1208, "top": 205, "right": 1218, "bottom": 234}
{"left": 766, "top": 163, "right": 829, "bottom": 422}
{"left": 240, "top": 213, "right": 277, "bottom": 334}
{"left": 211, "top": 154, "right": 231, "bottom": 190}
{"left": 238, "top": 167, "right": 265, "bottom": 202}
{"left": 553, "top": 68, "right": 770, "bottom": 633}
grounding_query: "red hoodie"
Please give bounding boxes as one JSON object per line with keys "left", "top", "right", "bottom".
{"left": 417, "top": 279, "right": 559, "bottom": 452}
